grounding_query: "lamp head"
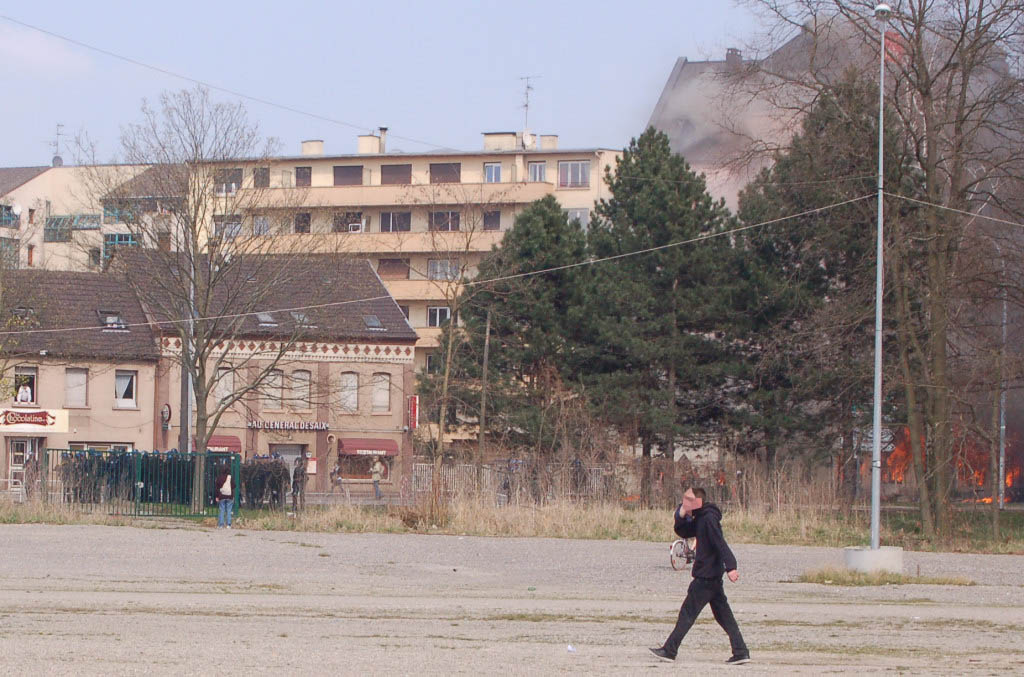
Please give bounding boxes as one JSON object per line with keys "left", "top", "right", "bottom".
{"left": 874, "top": 3, "right": 892, "bottom": 20}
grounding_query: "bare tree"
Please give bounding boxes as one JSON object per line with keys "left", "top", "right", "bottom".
{"left": 727, "top": 1, "right": 1024, "bottom": 536}
{"left": 77, "top": 87, "right": 351, "bottom": 508}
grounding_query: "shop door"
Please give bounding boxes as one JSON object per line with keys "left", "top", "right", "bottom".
{"left": 7, "top": 438, "right": 33, "bottom": 493}
{"left": 270, "top": 444, "right": 306, "bottom": 484}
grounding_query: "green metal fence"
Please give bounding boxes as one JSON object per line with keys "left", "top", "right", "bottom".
{"left": 35, "top": 449, "right": 241, "bottom": 518}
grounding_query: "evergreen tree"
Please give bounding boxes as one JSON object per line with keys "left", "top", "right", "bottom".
{"left": 581, "top": 127, "right": 744, "bottom": 504}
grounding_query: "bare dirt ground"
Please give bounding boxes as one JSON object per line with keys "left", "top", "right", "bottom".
{"left": 1, "top": 523, "right": 1022, "bottom": 676}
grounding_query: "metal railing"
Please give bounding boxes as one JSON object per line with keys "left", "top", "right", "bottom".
{"left": 23, "top": 449, "right": 241, "bottom": 518}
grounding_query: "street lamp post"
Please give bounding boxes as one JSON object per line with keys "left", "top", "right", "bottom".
{"left": 870, "top": 2, "right": 891, "bottom": 551}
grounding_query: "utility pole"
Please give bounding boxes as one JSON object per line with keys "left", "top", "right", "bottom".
{"left": 478, "top": 308, "right": 492, "bottom": 470}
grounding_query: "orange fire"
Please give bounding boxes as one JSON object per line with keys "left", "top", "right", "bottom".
{"left": 883, "top": 428, "right": 918, "bottom": 484}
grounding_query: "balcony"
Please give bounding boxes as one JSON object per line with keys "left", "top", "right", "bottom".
{"left": 241, "top": 181, "right": 554, "bottom": 209}
{"left": 265, "top": 230, "right": 502, "bottom": 255}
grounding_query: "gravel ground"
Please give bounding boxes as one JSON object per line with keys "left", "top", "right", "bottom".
{"left": 1, "top": 523, "right": 1022, "bottom": 675}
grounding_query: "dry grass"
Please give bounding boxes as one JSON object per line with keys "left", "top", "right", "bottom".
{"left": 0, "top": 499, "right": 131, "bottom": 526}
{"left": 798, "top": 565, "right": 975, "bottom": 586}
{"left": 4, "top": 493, "right": 1023, "bottom": 555}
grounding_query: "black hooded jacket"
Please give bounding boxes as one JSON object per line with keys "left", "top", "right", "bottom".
{"left": 673, "top": 503, "right": 738, "bottom": 579}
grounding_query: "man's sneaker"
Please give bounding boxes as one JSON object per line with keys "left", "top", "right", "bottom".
{"left": 649, "top": 647, "right": 676, "bottom": 661}
{"left": 726, "top": 654, "right": 751, "bottom": 665}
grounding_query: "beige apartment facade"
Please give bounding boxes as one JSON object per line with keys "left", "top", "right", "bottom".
{"left": 207, "top": 132, "right": 620, "bottom": 370}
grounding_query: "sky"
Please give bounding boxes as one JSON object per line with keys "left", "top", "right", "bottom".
{"left": 0, "top": 1, "right": 761, "bottom": 166}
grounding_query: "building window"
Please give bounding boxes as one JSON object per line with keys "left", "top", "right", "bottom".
{"left": 528, "top": 161, "right": 547, "bottom": 182}
{"left": 377, "top": 258, "right": 411, "bottom": 280}
{"left": 380, "top": 211, "right": 411, "bottom": 232}
{"left": 264, "top": 369, "right": 284, "bottom": 409}
{"left": 253, "top": 167, "right": 270, "bottom": 188}
{"left": 372, "top": 372, "right": 391, "bottom": 412}
{"left": 0, "top": 238, "right": 17, "bottom": 269}
{"left": 295, "top": 166, "right": 312, "bottom": 187}
{"left": 291, "top": 370, "right": 312, "bottom": 408}
{"left": 483, "top": 210, "right": 501, "bottom": 231}
{"left": 425, "top": 353, "right": 442, "bottom": 374}
{"left": 294, "top": 212, "right": 311, "bottom": 233}
{"left": 89, "top": 248, "right": 101, "bottom": 267}
{"left": 214, "top": 168, "right": 243, "bottom": 195}
{"left": 114, "top": 370, "right": 137, "bottom": 409}
{"left": 253, "top": 215, "right": 270, "bottom": 236}
{"left": 256, "top": 312, "right": 277, "bottom": 327}
{"left": 213, "top": 215, "right": 242, "bottom": 239}
{"left": 0, "top": 205, "right": 19, "bottom": 228}
{"left": 427, "top": 259, "right": 459, "bottom": 281}
{"left": 290, "top": 311, "right": 316, "bottom": 328}
{"left": 380, "top": 164, "right": 412, "bottom": 185}
{"left": 102, "top": 233, "right": 137, "bottom": 263}
{"left": 97, "top": 309, "right": 127, "bottom": 331}
{"left": 563, "top": 208, "right": 590, "bottom": 229}
{"left": 484, "top": 162, "right": 501, "bottom": 183}
{"left": 213, "top": 367, "right": 234, "bottom": 404}
{"left": 398, "top": 305, "right": 410, "bottom": 319}
{"left": 429, "top": 211, "right": 460, "bottom": 231}
{"left": 65, "top": 368, "right": 88, "bottom": 408}
{"left": 558, "top": 160, "right": 590, "bottom": 188}
{"left": 13, "top": 366, "right": 37, "bottom": 404}
{"left": 363, "top": 314, "right": 384, "bottom": 330}
{"left": 333, "top": 165, "right": 363, "bottom": 186}
{"left": 333, "top": 212, "right": 364, "bottom": 233}
{"left": 427, "top": 306, "right": 451, "bottom": 327}
{"left": 338, "top": 371, "right": 358, "bottom": 412}
{"left": 429, "top": 162, "right": 461, "bottom": 184}
{"left": 43, "top": 216, "right": 72, "bottom": 242}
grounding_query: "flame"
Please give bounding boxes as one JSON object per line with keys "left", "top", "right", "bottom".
{"left": 883, "top": 428, "right": 916, "bottom": 484}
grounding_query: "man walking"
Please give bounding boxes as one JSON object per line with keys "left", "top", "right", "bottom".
{"left": 650, "top": 487, "right": 750, "bottom": 665}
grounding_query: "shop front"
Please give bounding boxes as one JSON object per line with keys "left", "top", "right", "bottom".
{"left": 0, "top": 408, "right": 68, "bottom": 498}
{"left": 336, "top": 437, "right": 399, "bottom": 484}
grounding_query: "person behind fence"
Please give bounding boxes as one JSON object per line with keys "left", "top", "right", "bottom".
{"left": 650, "top": 486, "right": 750, "bottom": 665}
{"left": 371, "top": 456, "right": 384, "bottom": 501}
{"left": 292, "top": 454, "right": 308, "bottom": 512}
{"left": 215, "top": 465, "right": 233, "bottom": 529}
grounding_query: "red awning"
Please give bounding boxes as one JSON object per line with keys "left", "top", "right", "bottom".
{"left": 193, "top": 435, "right": 242, "bottom": 453}
{"left": 338, "top": 437, "right": 399, "bottom": 456}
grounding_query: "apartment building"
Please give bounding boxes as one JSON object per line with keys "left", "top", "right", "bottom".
{"left": 198, "top": 131, "right": 619, "bottom": 370}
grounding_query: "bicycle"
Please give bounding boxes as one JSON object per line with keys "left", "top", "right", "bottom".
{"left": 669, "top": 537, "right": 697, "bottom": 570}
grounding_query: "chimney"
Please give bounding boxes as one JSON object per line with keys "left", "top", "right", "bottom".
{"left": 301, "top": 139, "right": 324, "bottom": 156}
{"left": 357, "top": 134, "right": 381, "bottom": 154}
{"left": 378, "top": 127, "right": 388, "bottom": 153}
{"left": 726, "top": 47, "right": 742, "bottom": 66}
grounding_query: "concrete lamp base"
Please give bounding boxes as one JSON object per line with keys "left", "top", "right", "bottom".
{"left": 844, "top": 545, "right": 904, "bottom": 574}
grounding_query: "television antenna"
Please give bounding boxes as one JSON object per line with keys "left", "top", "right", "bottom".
{"left": 520, "top": 75, "right": 541, "bottom": 140}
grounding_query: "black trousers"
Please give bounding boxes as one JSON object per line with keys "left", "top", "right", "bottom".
{"left": 663, "top": 576, "right": 748, "bottom": 656}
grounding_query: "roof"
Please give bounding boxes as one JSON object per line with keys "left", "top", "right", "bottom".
{"left": 104, "top": 165, "right": 186, "bottom": 200}
{"left": 0, "top": 167, "right": 49, "bottom": 196}
{"left": 114, "top": 250, "right": 418, "bottom": 344}
{"left": 208, "top": 147, "right": 617, "bottom": 165}
{"left": 0, "top": 270, "right": 159, "bottom": 362}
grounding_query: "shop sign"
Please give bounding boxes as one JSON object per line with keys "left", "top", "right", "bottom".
{"left": 246, "top": 420, "right": 329, "bottom": 431}
{"left": 0, "top": 408, "right": 69, "bottom": 433}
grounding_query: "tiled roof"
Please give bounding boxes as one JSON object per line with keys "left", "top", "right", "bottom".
{"left": 114, "top": 251, "right": 418, "bottom": 344}
{"left": 0, "top": 167, "right": 49, "bottom": 196}
{"left": 0, "top": 270, "right": 159, "bottom": 362}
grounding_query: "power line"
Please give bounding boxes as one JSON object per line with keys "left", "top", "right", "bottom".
{"left": 464, "top": 193, "right": 876, "bottom": 287}
{"left": 0, "top": 194, "right": 874, "bottom": 337}
{"left": 0, "top": 14, "right": 452, "bottom": 152}
{"left": 885, "top": 191, "right": 1024, "bottom": 229}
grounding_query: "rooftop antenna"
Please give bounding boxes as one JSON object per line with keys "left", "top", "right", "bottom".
{"left": 520, "top": 76, "right": 540, "bottom": 148}
{"left": 51, "top": 123, "right": 65, "bottom": 167}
